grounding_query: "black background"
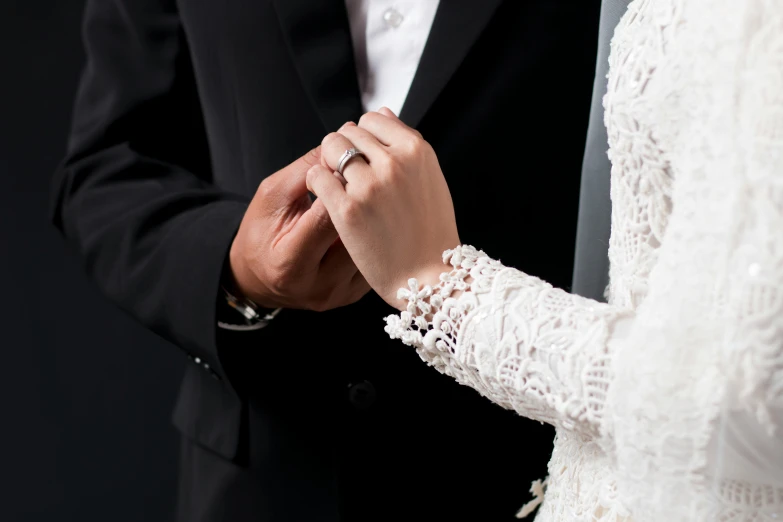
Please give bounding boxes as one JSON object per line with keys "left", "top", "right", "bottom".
{"left": 1, "top": 2, "right": 182, "bottom": 520}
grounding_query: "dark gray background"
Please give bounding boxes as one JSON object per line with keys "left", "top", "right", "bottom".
{"left": 1, "top": 2, "right": 183, "bottom": 520}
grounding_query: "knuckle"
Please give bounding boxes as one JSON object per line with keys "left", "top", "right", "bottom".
{"left": 256, "top": 176, "right": 275, "bottom": 199}
{"left": 321, "top": 132, "right": 340, "bottom": 148}
{"left": 358, "top": 112, "right": 375, "bottom": 127}
{"left": 404, "top": 135, "right": 424, "bottom": 154}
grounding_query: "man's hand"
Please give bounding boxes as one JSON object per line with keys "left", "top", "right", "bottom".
{"left": 228, "top": 146, "right": 370, "bottom": 311}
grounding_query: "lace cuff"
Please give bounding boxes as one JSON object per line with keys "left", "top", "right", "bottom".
{"left": 384, "top": 245, "right": 499, "bottom": 359}
{"left": 384, "top": 245, "right": 631, "bottom": 436}
{"left": 384, "top": 245, "right": 503, "bottom": 388}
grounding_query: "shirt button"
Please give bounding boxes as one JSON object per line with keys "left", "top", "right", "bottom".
{"left": 383, "top": 8, "right": 404, "bottom": 29}
{"left": 347, "top": 380, "right": 377, "bottom": 410}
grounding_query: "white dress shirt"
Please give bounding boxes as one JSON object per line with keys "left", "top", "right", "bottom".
{"left": 345, "top": 0, "right": 440, "bottom": 115}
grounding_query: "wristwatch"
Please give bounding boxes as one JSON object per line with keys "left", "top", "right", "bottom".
{"left": 217, "top": 285, "right": 282, "bottom": 331}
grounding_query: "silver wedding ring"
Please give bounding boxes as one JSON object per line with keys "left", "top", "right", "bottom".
{"left": 336, "top": 147, "right": 367, "bottom": 176}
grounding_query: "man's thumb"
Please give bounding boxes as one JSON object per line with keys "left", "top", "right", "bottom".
{"left": 302, "top": 198, "right": 335, "bottom": 235}
{"left": 281, "top": 197, "right": 338, "bottom": 259}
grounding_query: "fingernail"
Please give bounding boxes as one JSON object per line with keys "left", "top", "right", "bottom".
{"left": 340, "top": 121, "right": 356, "bottom": 130}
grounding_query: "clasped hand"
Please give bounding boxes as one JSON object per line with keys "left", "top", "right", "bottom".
{"left": 307, "top": 108, "right": 460, "bottom": 310}
{"left": 227, "top": 108, "right": 458, "bottom": 314}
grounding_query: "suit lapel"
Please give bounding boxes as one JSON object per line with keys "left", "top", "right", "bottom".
{"left": 400, "top": 0, "right": 503, "bottom": 128}
{"left": 271, "top": 0, "right": 363, "bottom": 132}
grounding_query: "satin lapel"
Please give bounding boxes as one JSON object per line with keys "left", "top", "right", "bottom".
{"left": 271, "top": 0, "right": 363, "bottom": 132}
{"left": 400, "top": 0, "right": 503, "bottom": 128}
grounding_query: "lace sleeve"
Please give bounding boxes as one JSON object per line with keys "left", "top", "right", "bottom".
{"left": 605, "top": 2, "right": 783, "bottom": 519}
{"left": 384, "top": 245, "right": 632, "bottom": 436}
{"left": 385, "top": 1, "right": 783, "bottom": 519}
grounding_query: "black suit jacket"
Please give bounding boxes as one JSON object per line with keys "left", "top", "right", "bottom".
{"left": 52, "top": 0, "right": 600, "bottom": 520}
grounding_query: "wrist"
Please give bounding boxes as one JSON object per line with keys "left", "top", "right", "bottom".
{"left": 219, "top": 243, "right": 283, "bottom": 330}
{"left": 386, "top": 262, "right": 448, "bottom": 312}
{"left": 227, "top": 240, "right": 279, "bottom": 309}
{"left": 416, "top": 263, "right": 447, "bottom": 290}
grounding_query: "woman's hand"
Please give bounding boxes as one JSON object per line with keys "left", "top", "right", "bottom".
{"left": 306, "top": 109, "right": 460, "bottom": 310}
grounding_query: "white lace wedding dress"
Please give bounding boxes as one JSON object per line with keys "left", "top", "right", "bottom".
{"left": 384, "top": 0, "right": 783, "bottom": 520}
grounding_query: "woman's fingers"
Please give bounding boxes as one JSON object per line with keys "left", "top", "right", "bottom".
{"left": 357, "top": 111, "right": 422, "bottom": 146}
{"left": 321, "top": 128, "right": 371, "bottom": 185}
{"left": 377, "top": 106, "right": 401, "bottom": 121}
{"left": 338, "top": 124, "right": 387, "bottom": 158}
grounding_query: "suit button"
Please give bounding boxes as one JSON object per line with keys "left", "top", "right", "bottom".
{"left": 347, "top": 380, "right": 376, "bottom": 410}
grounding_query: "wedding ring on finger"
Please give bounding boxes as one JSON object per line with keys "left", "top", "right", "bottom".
{"left": 336, "top": 147, "right": 367, "bottom": 180}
